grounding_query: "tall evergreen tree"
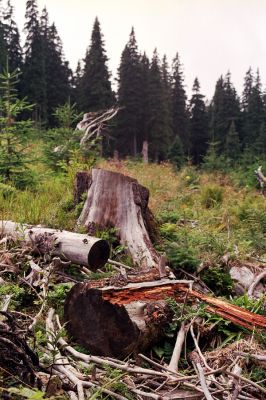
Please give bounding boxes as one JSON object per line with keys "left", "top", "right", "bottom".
{"left": 209, "top": 73, "right": 240, "bottom": 154}
{"left": 242, "top": 68, "right": 264, "bottom": 146}
{"left": 40, "top": 8, "right": 71, "bottom": 126}
{"left": 115, "top": 28, "right": 142, "bottom": 157}
{"left": 77, "top": 17, "right": 114, "bottom": 113}
{"left": 0, "top": 1, "right": 7, "bottom": 74}
{"left": 189, "top": 78, "right": 209, "bottom": 164}
{"left": 3, "top": 0, "right": 22, "bottom": 73}
{"left": 21, "top": 0, "right": 47, "bottom": 124}
{"left": 171, "top": 53, "right": 189, "bottom": 153}
{"left": 148, "top": 49, "right": 172, "bottom": 161}
{"left": 225, "top": 120, "right": 241, "bottom": 164}
{"left": 139, "top": 52, "right": 151, "bottom": 148}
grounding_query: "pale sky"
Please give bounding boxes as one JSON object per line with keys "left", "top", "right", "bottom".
{"left": 12, "top": 0, "right": 266, "bottom": 100}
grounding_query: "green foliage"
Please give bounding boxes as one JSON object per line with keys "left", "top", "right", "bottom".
{"left": 0, "top": 181, "right": 16, "bottom": 198}
{"left": 200, "top": 184, "right": 223, "bottom": 208}
{"left": 168, "top": 135, "right": 185, "bottom": 169}
{"left": 0, "top": 284, "right": 26, "bottom": 309}
{"left": 201, "top": 265, "right": 233, "bottom": 296}
{"left": 0, "top": 67, "right": 35, "bottom": 188}
{"left": 44, "top": 102, "right": 84, "bottom": 170}
{"left": 179, "top": 166, "right": 200, "bottom": 188}
{"left": 47, "top": 283, "right": 72, "bottom": 309}
{"left": 165, "top": 241, "right": 200, "bottom": 273}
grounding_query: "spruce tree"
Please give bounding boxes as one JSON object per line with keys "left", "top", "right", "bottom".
{"left": 3, "top": 0, "right": 22, "bottom": 73}
{"left": 242, "top": 68, "right": 264, "bottom": 147}
{"left": 171, "top": 53, "right": 189, "bottom": 153}
{"left": 148, "top": 49, "right": 172, "bottom": 161}
{"left": 139, "top": 52, "right": 151, "bottom": 148}
{"left": 77, "top": 17, "right": 114, "bottom": 113}
{"left": 209, "top": 73, "right": 240, "bottom": 154}
{"left": 189, "top": 78, "right": 209, "bottom": 164}
{"left": 0, "top": 1, "right": 7, "bottom": 74}
{"left": 40, "top": 8, "right": 71, "bottom": 126}
{"left": 21, "top": 0, "right": 47, "bottom": 125}
{"left": 0, "top": 66, "right": 34, "bottom": 188}
{"left": 115, "top": 28, "right": 142, "bottom": 157}
{"left": 225, "top": 120, "right": 241, "bottom": 165}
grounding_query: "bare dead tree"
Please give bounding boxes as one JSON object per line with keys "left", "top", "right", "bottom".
{"left": 76, "top": 107, "right": 119, "bottom": 147}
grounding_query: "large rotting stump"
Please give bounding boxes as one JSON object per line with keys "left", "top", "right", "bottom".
{"left": 64, "top": 280, "right": 173, "bottom": 358}
{"left": 64, "top": 278, "right": 266, "bottom": 359}
{"left": 77, "top": 168, "right": 160, "bottom": 269}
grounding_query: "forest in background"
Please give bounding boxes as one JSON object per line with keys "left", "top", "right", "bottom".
{"left": 0, "top": 0, "right": 266, "bottom": 176}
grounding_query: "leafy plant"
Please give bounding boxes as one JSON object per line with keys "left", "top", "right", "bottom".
{"left": 201, "top": 265, "right": 233, "bottom": 296}
{"left": 200, "top": 184, "right": 224, "bottom": 208}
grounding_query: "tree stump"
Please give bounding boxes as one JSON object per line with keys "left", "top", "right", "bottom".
{"left": 77, "top": 168, "right": 159, "bottom": 269}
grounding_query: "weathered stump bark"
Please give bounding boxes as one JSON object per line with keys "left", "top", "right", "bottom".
{"left": 64, "top": 279, "right": 266, "bottom": 358}
{"left": 64, "top": 279, "right": 173, "bottom": 358}
{"left": 0, "top": 221, "right": 109, "bottom": 271}
{"left": 77, "top": 168, "right": 159, "bottom": 269}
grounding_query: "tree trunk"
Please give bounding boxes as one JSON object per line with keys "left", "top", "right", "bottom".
{"left": 77, "top": 168, "right": 159, "bottom": 269}
{"left": 142, "top": 140, "right": 149, "bottom": 164}
{"left": 64, "top": 278, "right": 266, "bottom": 358}
{"left": 0, "top": 221, "right": 109, "bottom": 271}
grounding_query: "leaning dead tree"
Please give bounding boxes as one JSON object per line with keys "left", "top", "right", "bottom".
{"left": 76, "top": 107, "right": 119, "bottom": 147}
{"left": 0, "top": 221, "right": 109, "bottom": 271}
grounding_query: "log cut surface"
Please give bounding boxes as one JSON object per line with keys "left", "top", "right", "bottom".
{"left": 0, "top": 220, "right": 110, "bottom": 271}
{"left": 77, "top": 168, "right": 159, "bottom": 269}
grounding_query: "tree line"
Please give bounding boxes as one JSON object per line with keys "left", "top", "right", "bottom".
{"left": 0, "top": 0, "right": 266, "bottom": 167}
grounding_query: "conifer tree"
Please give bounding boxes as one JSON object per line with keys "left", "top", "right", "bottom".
{"left": 77, "top": 17, "right": 114, "bottom": 113}
{"left": 3, "top": 0, "right": 22, "bottom": 73}
{"left": 40, "top": 8, "right": 71, "bottom": 126}
{"left": 242, "top": 68, "right": 264, "bottom": 146}
{"left": 0, "top": 66, "right": 34, "bottom": 188}
{"left": 209, "top": 73, "right": 240, "bottom": 154}
{"left": 115, "top": 28, "right": 142, "bottom": 157}
{"left": 189, "top": 78, "right": 209, "bottom": 164}
{"left": 139, "top": 52, "right": 151, "bottom": 148}
{"left": 148, "top": 49, "right": 172, "bottom": 161}
{"left": 225, "top": 120, "right": 241, "bottom": 165}
{"left": 171, "top": 53, "right": 189, "bottom": 153}
{"left": 21, "top": 0, "right": 47, "bottom": 124}
{"left": 0, "top": 1, "right": 7, "bottom": 74}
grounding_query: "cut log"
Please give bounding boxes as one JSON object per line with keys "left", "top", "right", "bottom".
{"left": 77, "top": 168, "right": 159, "bottom": 269}
{"left": 0, "top": 220, "right": 109, "bottom": 271}
{"left": 64, "top": 279, "right": 266, "bottom": 358}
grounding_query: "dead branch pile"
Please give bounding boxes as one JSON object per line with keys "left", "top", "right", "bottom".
{"left": 0, "top": 236, "right": 265, "bottom": 399}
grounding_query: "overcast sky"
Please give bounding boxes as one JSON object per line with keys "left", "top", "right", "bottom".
{"left": 13, "top": 0, "right": 266, "bottom": 100}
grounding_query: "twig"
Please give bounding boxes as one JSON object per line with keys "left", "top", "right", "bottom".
{"left": 248, "top": 270, "right": 266, "bottom": 297}
{"left": 107, "top": 259, "right": 132, "bottom": 270}
{"left": 192, "top": 361, "right": 214, "bottom": 400}
{"left": 168, "top": 322, "right": 186, "bottom": 373}
{"left": 226, "top": 370, "right": 266, "bottom": 395}
{"left": 190, "top": 324, "right": 211, "bottom": 371}
{"left": 234, "top": 351, "right": 266, "bottom": 361}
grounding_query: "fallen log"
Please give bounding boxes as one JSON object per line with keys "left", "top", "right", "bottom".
{"left": 77, "top": 168, "right": 159, "bottom": 269}
{"left": 0, "top": 220, "right": 109, "bottom": 271}
{"left": 64, "top": 279, "right": 266, "bottom": 358}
